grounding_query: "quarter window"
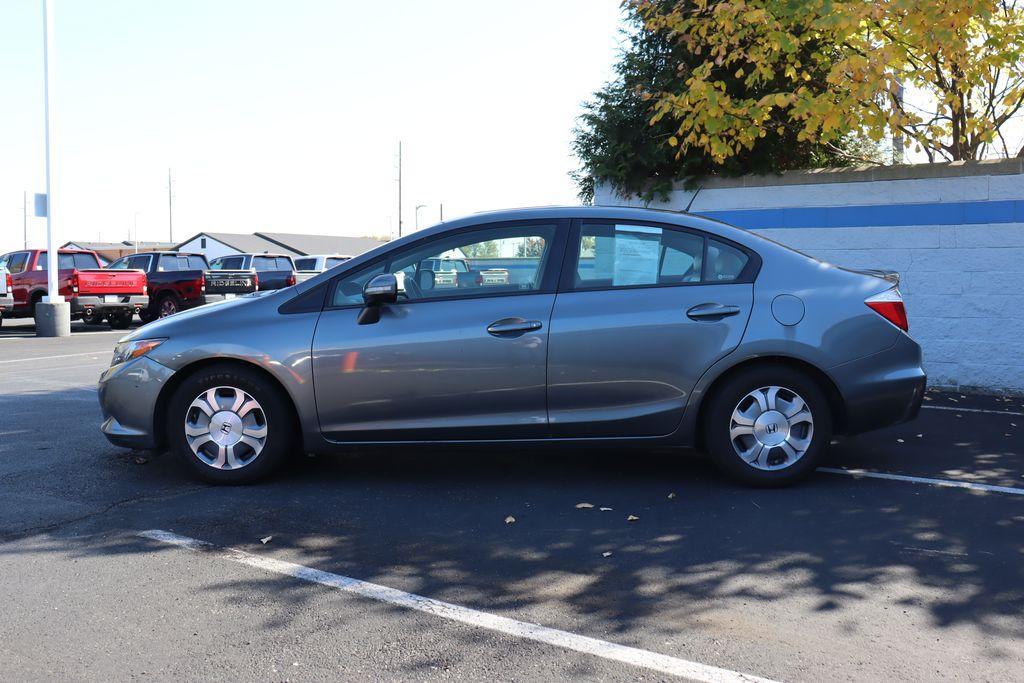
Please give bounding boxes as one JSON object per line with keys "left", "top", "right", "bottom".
{"left": 706, "top": 240, "right": 749, "bottom": 282}
{"left": 575, "top": 223, "right": 703, "bottom": 289}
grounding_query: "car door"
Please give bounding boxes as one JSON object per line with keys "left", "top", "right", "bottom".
{"left": 312, "top": 220, "right": 567, "bottom": 442}
{"left": 547, "top": 219, "right": 757, "bottom": 437}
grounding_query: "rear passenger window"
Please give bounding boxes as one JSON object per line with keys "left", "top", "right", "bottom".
{"left": 575, "top": 223, "right": 703, "bottom": 289}
{"left": 706, "top": 240, "right": 749, "bottom": 282}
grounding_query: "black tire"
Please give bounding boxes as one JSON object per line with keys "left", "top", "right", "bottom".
{"left": 138, "top": 308, "right": 157, "bottom": 324}
{"left": 157, "top": 294, "right": 180, "bottom": 318}
{"left": 82, "top": 308, "right": 106, "bottom": 325}
{"left": 166, "top": 364, "right": 296, "bottom": 483}
{"left": 704, "top": 365, "right": 833, "bottom": 487}
{"left": 108, "top": 311, "right": 133, "bottom": 329}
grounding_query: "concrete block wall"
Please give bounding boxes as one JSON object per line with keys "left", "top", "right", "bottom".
{"left": 595, "top": 159, "right": 1024, "bottom": 393}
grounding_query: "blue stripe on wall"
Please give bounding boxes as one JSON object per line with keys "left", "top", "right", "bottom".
{"left": 698, "top": 199, "right": 1024, "bottom": 230}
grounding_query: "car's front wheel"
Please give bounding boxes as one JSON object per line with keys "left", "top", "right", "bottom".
{"left": 704, "top": 365, "right": 833, "bottom": 487}
{"left": 166, "top": 364, "right": 295, "bottom": 483}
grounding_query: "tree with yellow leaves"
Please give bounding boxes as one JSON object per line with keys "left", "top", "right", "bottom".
{"left": 636, "top": 0, "right": 1024, "bottom": 162}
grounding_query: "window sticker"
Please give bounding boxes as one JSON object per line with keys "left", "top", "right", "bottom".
{"left": 613, "top": 225, "right": 662, "bottom": 286}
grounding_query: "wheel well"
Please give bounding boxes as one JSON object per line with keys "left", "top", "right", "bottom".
{"left": 695, "top": 356, "right": 846, "bottom": 449}
{"left": 152, "top": 358, "right": 303, "bottom": 450}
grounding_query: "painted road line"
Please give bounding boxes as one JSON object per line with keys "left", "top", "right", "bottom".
{"left": 817, "top": 467, "right": 1024, "bottom": 497}
{"left": 139, "top": 529, "right": 777, "bottom": 683}
{"left": 922, "top": 405, "right": 1024, "bottom": 417}
{"left": 0, "top": 351, "right": 109, "bottom": 365}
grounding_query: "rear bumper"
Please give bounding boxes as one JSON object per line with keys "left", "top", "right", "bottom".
{"left": 98, "top": 355, "right": 175, "bottom": 450}
{"left": 831, "top": 333, "right": 927, "bottom": 435}
{"left": 0, "top": 295, "right": 13, "bottom": 313}
{"left": 199, "top": 293, "right": 249, "bottom": 305}
{"left": 73, "top": 295, "right": 149, "bottom": 314}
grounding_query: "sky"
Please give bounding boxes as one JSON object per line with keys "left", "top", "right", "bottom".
{"left": 0, "top": 1, "right": 625, "bottom": 253}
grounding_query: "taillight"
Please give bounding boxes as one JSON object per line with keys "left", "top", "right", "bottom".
{"left": 5, "top": 273, "right": 11, "bottom": 290}
{"left": 196, "top": 274, "right": 206, "bottom": 293}
{"left": 865, "top": 288, "right": 908, "bottom": 332}
{"left": 253, "top": 273, "right": 260, "bottom": 290}
{"left": 70, "top": 271, "right": 80, "bottom": 294}
{"left": 286, "top": 273, "right": 296, "bottom": 287}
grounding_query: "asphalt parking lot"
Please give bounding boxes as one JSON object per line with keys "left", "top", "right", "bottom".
{"left": 1, "top": 316, "right": 1022, "bottom": 681}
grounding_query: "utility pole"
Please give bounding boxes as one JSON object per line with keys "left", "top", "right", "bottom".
{"left": 396, "top": 141, "right": 403, "bottom": 238}
{"left": 439, "top": 202, "right": 444, "bottom": 222}
{"left": 167, "top": 167, "right": 174, "bottom": 243}
{"left": 37, "top": 0, "right": 69, "bottom": 336}
{"left": 23, "top": 191, "right": 28, "bottom": 249}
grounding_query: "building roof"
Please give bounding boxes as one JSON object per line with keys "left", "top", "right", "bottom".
{"left": 255, "top": 232, "right": 386, "bottom": 257}
{"left": 62, "top": 240, "right": 176, "bottom": 251}
{"left": 173, "top": 232, "right": 298, "bottom": 255}
{"left": 172, "top": 231, "right": 387, "bottom": 257}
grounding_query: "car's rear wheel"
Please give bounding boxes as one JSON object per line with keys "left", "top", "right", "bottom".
{"left": 166, "top": 364, "right": 295, "bottom": 483}
{"left": 704, "top": 365, "right": 833, "bottom": 487}
{"left": 158, "top": 294, "right": 180, "bottom": 318}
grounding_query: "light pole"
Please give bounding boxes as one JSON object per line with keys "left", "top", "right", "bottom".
{"left": 415, "top": 203, "right": 427, "bottom": 231}
{"left": 133, "top": 211, "right": 140, "bottom": 252}
{"left": 37, "top": 0, "right": 70, "bottom": 337}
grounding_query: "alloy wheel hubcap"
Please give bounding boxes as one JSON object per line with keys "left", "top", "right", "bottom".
{"left": 729, "top": 385, "right": 814, "bottom": 471}
{"left": 160, "top": 299, "right": 177, "bottom": 317}
{"left": 185, "top": 386, "right": 267, "bottom": 469}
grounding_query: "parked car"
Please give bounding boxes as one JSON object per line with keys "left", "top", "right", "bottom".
{"left": 294, "top": 254, "right": 352, "bottom": 273}
{"left": 107, "top": 252, "right": 258, "bottom": 322}
{"left": 0, "top": 261, "right": 13, "bottom": 325}
{"left": 1, "top": 248, "right": 148, "bottom": 329}
{"left": 98, "top": 206, "right": 925, "bottom": 486}
{"left": 209, "top": 253, "right": 298, "bottom": 291}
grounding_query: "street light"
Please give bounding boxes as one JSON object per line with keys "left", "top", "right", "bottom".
{"left": 415, "top": 203, "right": 427, "bottom": 231}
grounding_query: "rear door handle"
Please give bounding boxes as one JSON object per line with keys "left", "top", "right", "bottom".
{"left": 686, "top": 303, "right": 741, "bottom": 321}
{"left": 487, "top": 318, "right": 543, "bottom": 336}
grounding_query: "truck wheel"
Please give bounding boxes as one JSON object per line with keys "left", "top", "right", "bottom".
{"left": 157, "top": 294, "right": 180, "bottom": 318}
{"left": 166, "top": 364, "right": 295, "bottom": 483}
{"left": 82, "top": 308, "right": 106, "bottom": 325}
{"left": 139, "top": 308, "right": 157, "bottom": 324}
{"left": 108, "top": 310, "right": 133, "bottom": 329}
{"left": 704, "top": 365, "right": 833, "bottom": 487}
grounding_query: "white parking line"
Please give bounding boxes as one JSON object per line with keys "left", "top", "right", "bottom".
{"left": 922, "top": 405, "right": 1024, "bottom": 417}
{"left": 139, "top": 529, "right": 777, "bottom": 683}
{"left": 0, "top": 351, "right": 109, "bottom": 365}
{"left": 817, "top": 467, "right": 1024, "bottom": 496}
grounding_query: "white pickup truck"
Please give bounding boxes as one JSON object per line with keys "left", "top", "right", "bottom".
{"left": 0, "top": 260, "right": 13, "bottom": 326}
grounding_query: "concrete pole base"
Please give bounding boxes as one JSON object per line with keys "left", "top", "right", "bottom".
{"left": 35, "top": 301, "right": 72, "bottom": 337}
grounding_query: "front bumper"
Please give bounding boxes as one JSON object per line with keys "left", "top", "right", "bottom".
{"left": 74, "top": 295, "right": 149, "bottom": 314}
{"left": 98, "top": 355, "right": 176, "bottom": 449}
{"left": 831, "top": 332, "right": 927, "bottom": 435}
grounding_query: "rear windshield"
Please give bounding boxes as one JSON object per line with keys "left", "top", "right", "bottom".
{"left": 253, "top": 256, "right": 293, "bottom": 271}
{"left": 158, "top": 255, "right": 208, "bottom": 271}
{"left": 294, "top": 258, "right": 317, "bottom": 270}
{"left": 326, "top": 257, "right": 349, "bottom": 269}
{"left": 37, "top": 252, "right": 101, "bottom": 270}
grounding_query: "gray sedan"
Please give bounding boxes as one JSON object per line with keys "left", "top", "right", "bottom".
{"left": 98, "top": 207, "right": 925, "bottom": 486}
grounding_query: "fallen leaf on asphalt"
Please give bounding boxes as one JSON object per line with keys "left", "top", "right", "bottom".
{"left": 602, "top": 551, "right": 613, "bottom": 558}
{"left": 599, "top": 507, "right": 613, "bottom": 511}
{"left": 627, "top": 515, "right": 639, "bottom": 522}
{"left": 667, "top": 492, "right": 677, "bottom": 499}
{"left": 504, "top": 515, "right": 516, "bottom": 525}
{"left": 260, "top": 536, "right": 273, "bottom": 544}
{"left": 134, "top": 456, "right": 148, "bottom": 465}
{"left": 1012, "top": 423, "right": 1018, "bottom": 427}
{"left": 897, "top": 439, "right": 905, "bottom": 443}
{"left": 575, "top": 503, "right": 594, "bottom": 509}
{"left": 916, "top": 434, "right": 923, "bottom": 438}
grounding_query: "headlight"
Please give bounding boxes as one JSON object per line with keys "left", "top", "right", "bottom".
{"left": 111, "top": 338, "right": 166, "bottom": 367}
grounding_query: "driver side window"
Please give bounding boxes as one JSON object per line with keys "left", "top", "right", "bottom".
{"left": 330, "top": 223, "right": 557, "bottom": 307}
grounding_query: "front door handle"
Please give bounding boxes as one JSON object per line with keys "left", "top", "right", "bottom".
{"left": 687, "top": 303, "right": 741, "bottom": 321}
{"left": 487, "top": 318, "right": 543, "bottom": 336}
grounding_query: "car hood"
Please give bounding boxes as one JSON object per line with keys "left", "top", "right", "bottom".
{"left": 122, "top": 290, "right": 278, "bottom": 341}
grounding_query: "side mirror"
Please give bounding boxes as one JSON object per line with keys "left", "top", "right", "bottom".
{"left": 363, "top": 273, "right": 398, "bottom": 306}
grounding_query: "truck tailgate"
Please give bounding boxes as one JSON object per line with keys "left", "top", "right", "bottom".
{"left": 205, "top": 270, "right": 257, "bottom": 295}
{"left": 77, "top": 269, "right": 147, "bottom": 294}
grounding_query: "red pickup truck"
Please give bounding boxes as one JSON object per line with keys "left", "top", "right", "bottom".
{"left": 0, "top": 249, "right": 148, "bottom": 329}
